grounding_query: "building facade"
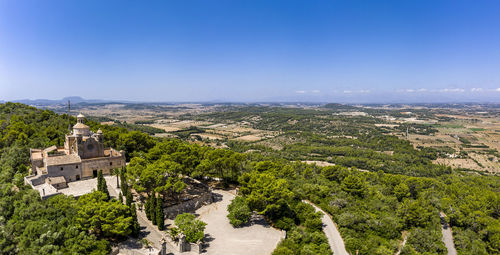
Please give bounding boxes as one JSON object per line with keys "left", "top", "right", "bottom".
{"left": 26, "top": 114, "right": 126, "bottom": 197}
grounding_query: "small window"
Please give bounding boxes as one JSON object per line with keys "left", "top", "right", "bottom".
{"left": 60, "top": 167, "right": 63, "bottom": 171}
{"left": 76, "top": 165, "right": 78, "bottom": 169}
{"left": 110, "top": 162, "right": 113, "bottom": 166}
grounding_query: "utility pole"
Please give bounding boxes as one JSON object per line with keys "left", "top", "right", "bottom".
{"left": 67, "top": 100, "right": 71, "bottom": 133}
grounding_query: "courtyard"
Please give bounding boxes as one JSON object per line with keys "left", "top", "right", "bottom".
{"left": 192, "top": 189, "right": 285, "bottom": 255}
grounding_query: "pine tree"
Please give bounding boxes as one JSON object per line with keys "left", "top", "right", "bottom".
{"left": 156, "top": 195, "right": 164, "bottom": 230}
{"left": 130, "top": 204, "right": 140, "bottom": 237}
{"left": 151, "top": 193, "right": 157, "bottom": 225}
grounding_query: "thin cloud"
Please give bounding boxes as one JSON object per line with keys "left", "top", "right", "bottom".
{"left": 471, "top": 88, "right": 483, "bottom": 92}
{"left": 440, "top": 88, "right": 465, "bottom": 93}
{"left": 343, "top": 89, "right": 370, "bottom": 94}
{"left": 295, "top": 90, "right": 306, "bottom": 94}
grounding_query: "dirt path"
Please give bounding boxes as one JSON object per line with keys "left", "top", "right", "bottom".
{"left": 303, "top": 201, "right": 349, "bottom": 255}
{"left": 395, "top": 231, "right": 408, "bottom": 255}
{"left": 440, "top": 212, "right": 457, "bottom": 255}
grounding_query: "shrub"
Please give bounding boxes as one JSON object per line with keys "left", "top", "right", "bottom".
{"left": 173, "top": 213, "right": 207, "bottom": 243}
{"left": 227, "top": 196, "right": 252, "bottom": 227}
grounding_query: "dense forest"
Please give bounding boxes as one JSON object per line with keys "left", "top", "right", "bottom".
{"left": 0, "top": 103, "right": 499, "bottom": 254}
{"left": 190, "top": 106, "right": 500, "bottom": 254}
{"left": 0, "top": 103, "right": 152, "bottom": 254}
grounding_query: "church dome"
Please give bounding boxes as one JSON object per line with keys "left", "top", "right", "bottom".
{"left": 74, "top": 113, "right": 90, "bottom": 136}
{"left": 73, "top": 123, "right": 89, "bottom": 129}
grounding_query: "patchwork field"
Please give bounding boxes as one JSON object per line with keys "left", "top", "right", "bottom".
{"left": 397, "top": 114, "right": 500, "bottom": 173}
{"left": 67, "top": 102, "right": 500, "bottom": 173}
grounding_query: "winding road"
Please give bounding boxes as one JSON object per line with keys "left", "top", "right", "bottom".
{"left": 303, "top": 201, "right": 349, "bottom": 255}
{"left": 440, "top": 212, "right": 457, "bottom": 255}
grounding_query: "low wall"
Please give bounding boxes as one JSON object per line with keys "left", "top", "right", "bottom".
{"left": 162, "top": 235, "right": 203, "bottom": 254}
{"left": 164, "top": 191, "right": 213, "bottom": 219}
{"left": 25, "top": 174, "right": 46, "bottom": 186}
{"left": 113, "top": 239, "right": 160, "bottom": 255}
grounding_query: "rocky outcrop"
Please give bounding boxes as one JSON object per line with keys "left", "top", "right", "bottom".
{"left": 164, "top": 191, "right": 214, "bottom": 219}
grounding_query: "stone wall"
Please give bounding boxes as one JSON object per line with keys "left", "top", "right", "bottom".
{"left": 164, "top": 191, "right": 213, "bottom": 219}
{"left": 162, "top": 234, "right": 203, "bottom": 254}
{"left": 25, "top": 174, "right": 45, "bottom": 186}
{"left": 78, "top": 137, "right": 105, "bottom": 159}
{"left": 81, "top": 155, "right": 125, "bottom": 178}
{"left": 46, "top": 163, "right": 82, "bottom": 182}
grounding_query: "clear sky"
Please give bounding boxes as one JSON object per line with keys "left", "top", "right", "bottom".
{"left": 1, "top": 0, "right": 500, "bottom": 103}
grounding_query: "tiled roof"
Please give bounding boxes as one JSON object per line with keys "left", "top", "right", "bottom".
{"left": 73, "top": 123, "right": 89, "bottom": 129}
{"left": 46, "top": 154, "right": 81, "bottom": 166}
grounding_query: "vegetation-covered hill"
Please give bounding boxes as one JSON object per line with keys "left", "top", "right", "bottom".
{"left": 0, "top": 103, "right": 499, "bottom": 254}
{"left": 0, "top": 103, "right": 153, "bottom": 254}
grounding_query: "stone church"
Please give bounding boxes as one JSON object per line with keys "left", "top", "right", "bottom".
{"left": 26, "top": 113, "right": 125, "bottom": 195}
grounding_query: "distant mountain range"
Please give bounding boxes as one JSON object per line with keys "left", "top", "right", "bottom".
{"left": 2, "top": 96, "right": 500, "bottom": 109}
{"left": 0, "top": 96, "right": 134, "bottom": 106}
{"left": 1, "top": 96, "right": 91, "bottom": 105}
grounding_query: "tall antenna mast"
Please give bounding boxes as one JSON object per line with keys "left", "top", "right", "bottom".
{"left": 67, "top": 100, "right": 71, "bottom": 133}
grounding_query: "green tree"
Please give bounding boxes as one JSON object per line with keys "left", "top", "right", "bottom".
{"left": 227, "top": 196, "right": 252, "bottom": 227}
{"left": 130, "top": 204, "right": 141, "bottom": 237}
{"left": 156, "top": 195, "right": 165, "bottom": 230}
{"left": 112, "top": 168, "right": 120, "bottom": 189}
{"left": 97, "top": 170, "right": 109, "bottom": 200}
{"left": 173, "top": 213, "right": 207, "bottom": 243}
{"left": 398, "top": 199, "right": 433, "bottom": 228}
{"left": 394, "top": 182, "right": 411, "bottom": 201}
{"left": 120, "top": 167, "right": 128, "bottom": 195}
{"left": 341, "top": 174, "right": 366, "bottom": 197}
{"left": 126, "top": 189, "right": 133, "bottom": 208}
{"left": 151, "top": 193, "right": 157, "bottom": 225}
{"left": 238, "top": 172, "right": 294, "bottom": 217}
{"left": 76, "top": 191, "right": 132, "bottom": 238}
{"left": 145, "top": 195, "right": 152, "bottom": 220}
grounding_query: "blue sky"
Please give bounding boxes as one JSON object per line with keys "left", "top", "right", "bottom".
{"left": 1, "top": 0, "right": 500, "bottom": 103}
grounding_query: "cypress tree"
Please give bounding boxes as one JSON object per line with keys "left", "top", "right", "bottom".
{"left": 120, "top": 167, "right": 128, "bottom": 196}
{"left": 130, "top": 204, "right": 140, "bottom": 237}
{"left": 156, "top": 195, "right": 164, "bottom": 230}
{"left": 97, "top": 170, "right": 109, "bottom": 199}
{"left": 126, "top": 189, "right": 133, "bottom": 207}
{"left": 97, "top": 170, "right": 103, "bottom": 191}
{"left": 151, "top": 193, "right": 157, "bottom": 225}
{"left": 145, "top": 195, "right": 151, "bottom": 220}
